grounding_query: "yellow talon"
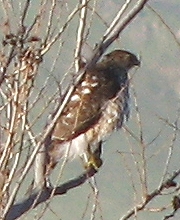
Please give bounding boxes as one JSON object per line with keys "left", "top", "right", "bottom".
{"left": 85, "top": 143, "right": 103, "bottom": 170}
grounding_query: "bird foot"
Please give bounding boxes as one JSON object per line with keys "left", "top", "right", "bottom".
{"left": 84, "top": 142, "right": 103, "bottom": 170}
{"left": 85, "top": 154, "right": 103, "bottom": 171}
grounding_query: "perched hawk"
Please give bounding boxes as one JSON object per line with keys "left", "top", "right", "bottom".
{"left": 47, "top": 50, "right": 140, "bottom": 171}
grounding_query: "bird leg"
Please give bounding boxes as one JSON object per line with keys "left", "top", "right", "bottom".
{"left": 85, "top": 141, "right": 103, "bottom": 170}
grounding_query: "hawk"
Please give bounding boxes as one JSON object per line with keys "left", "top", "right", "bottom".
{"left": 47, "top": 50, "right": 140, "bottom": 171}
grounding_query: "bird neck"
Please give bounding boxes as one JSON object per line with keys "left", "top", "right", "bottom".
{"left": 101, "top": 63, "right": 128, "bottom": 84}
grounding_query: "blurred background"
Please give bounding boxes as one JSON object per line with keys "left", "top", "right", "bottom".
{"left": 0, "top": 0, "right": 180, "bottom": 219}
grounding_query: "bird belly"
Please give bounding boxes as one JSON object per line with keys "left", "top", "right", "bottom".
{"left": 49, "top": 133, "right": 88, "bottom": 162}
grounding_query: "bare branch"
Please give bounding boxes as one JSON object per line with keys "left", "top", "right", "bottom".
{"left": 120, "top": 169, "right": 180, "bottom": 220}
{"left": 5, "top": 167, "right": 97, "bottom": 220}
{"left": 74, "top": 0, "right": 88, "bottom": 72}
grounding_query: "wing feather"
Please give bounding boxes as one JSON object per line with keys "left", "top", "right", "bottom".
{"left": 52, "top": 67, "right": 122, "bottom": 142}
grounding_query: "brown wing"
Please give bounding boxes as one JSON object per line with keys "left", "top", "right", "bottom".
{"left": 52, "top": 67, "right": 122, "bottom": 142}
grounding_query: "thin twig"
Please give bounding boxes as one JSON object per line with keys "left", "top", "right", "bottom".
{"left": 74, "top": 0, "right": 88, "bottom": 72}
{"left": 158, "top": 113, "right": 179, "bottom": 189}
{"left": 120, "top": 168, "right": 180, "bottom": 220}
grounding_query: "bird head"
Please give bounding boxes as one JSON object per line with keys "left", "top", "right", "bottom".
{"left": 102, "top": 50, "right": 140, "bottom": 71}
